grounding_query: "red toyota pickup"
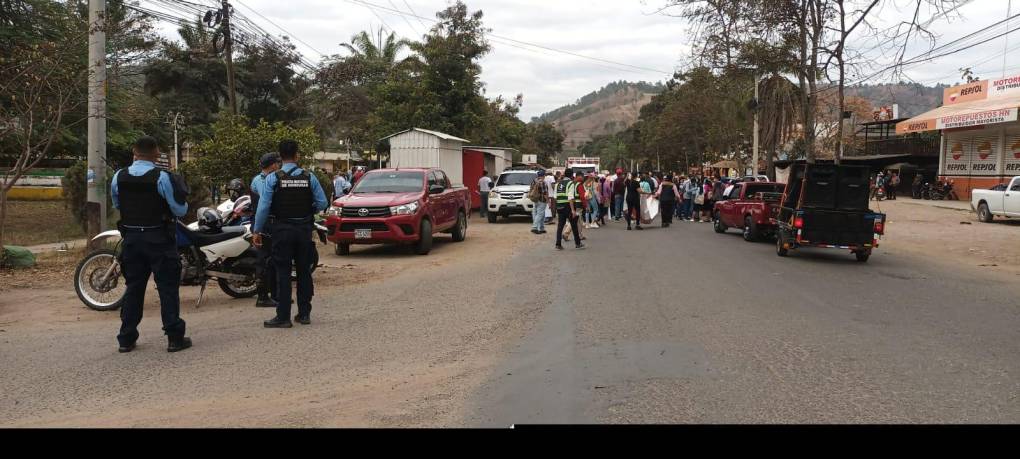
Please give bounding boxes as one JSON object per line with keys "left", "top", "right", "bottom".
{"left": 325, "top": 168, "right": 470, "bottom": 256}
{"left": 713, "top": 181, "right": 786, "bottom": 241}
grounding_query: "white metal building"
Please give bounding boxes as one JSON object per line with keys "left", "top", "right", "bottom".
{"left": 463, "top": 146, "right": 516, "bottom": 174}
{"left": 381, "top": 128, "right": 470, "bottom": 186}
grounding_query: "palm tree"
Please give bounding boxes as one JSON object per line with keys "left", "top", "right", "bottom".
{"left": 340, "top": 27, "right": 412, "bottom": 69}
{"left": 758, "top": 74, "right": 802, "bottom": 179}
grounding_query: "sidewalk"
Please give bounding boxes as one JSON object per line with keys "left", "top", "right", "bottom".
{"left": 881, "top": 198, "right": 971, "bottom": 212}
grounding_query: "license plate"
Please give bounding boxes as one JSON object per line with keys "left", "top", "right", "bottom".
{"left": 355, "top": 229, "right": 372, "bottom": 239}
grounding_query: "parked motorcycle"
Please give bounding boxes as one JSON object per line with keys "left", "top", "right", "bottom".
{"left": 75, "top": 211, "right": 330, "bottom": 312}
{"left": 74, "top": 218, "right": 260, "bottom": 311}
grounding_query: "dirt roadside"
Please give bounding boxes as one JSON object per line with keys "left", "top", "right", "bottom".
{"left": 0, "top": 214, "right": 554, "bottom": 427}
{"left": 876, "top": 200, "right": 1020, "bottom": 276}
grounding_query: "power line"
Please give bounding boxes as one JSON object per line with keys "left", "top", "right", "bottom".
{"left": 347, "top": 0, "right": 672, "bottom": 76}
{"left": 386, "top": 0, "right": 422, "bottom": 36}
{"left": 401, "top": 0, "right": 429, "bottom": 30}
{"left": 233, "top": 0, "right": 327, "bottom": 57}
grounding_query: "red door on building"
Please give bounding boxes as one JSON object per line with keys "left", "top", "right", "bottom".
{"left": 463, "top": 149, "right": 485, "bottom": 210}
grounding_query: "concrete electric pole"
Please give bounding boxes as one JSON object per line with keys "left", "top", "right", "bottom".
{"left": 87, "top": 0, "right": 107, "bottom": 247}
{"left": 752, "top": 73, "right": 760, "bottom": 177}
{"left": 221, "top": 0, "right": 238, "bottom": 116}
{"left": 166, "top": 112, "right": 185, "bottom": 169}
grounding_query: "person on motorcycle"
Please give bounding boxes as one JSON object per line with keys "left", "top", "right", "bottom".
{"left": 250, "top": 153, "right": 282, "bottom": 308}
{"left": 252, "top": 141, "right": 328, "bottom": 328}
{"left": 227, "top": 178, "right": 247, "bottom": 202}
{"left": 110, "top": 136, "right": 192, "bottom": 353}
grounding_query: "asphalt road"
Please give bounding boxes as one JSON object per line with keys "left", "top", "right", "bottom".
{"left": 466, "top": 217, "right": 1020, "bottom": 424}
{"left": 1, "top": 213, "right": 1017, "bottom": 425}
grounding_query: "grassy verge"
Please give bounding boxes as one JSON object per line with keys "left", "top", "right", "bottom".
{"left": 3, "top": 200, "right": 88, "bottom": 247}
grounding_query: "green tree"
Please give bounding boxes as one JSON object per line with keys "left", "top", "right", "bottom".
{"left": 193, "top": 117, "right": 320, "bottom": 189}
{"left": 522, "top": 122, "right": 565, "bottom": 166}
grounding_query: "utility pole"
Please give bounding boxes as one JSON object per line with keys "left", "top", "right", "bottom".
{"left": 752, "top": 73, "right": 760, "bottom": 177}
{"left": 166, "top": 112, "right": 185, "bottom": 169}
{"left": 221, "top": 0, "right": 238, "bottom": 116}
{"left": 87, "top": 0, "right": 107, "bottom": 248}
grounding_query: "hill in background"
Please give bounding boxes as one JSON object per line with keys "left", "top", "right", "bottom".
{"left": 533, "top": 80, "right": 947, "bottom": 155}
{"left": 532, "top": 81, "right": 665, "bottom": 152}
{"left": 846, "top": 82, "right": 947, "bottom": 118}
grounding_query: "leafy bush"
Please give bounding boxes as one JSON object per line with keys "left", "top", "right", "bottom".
{"left": 177, "top": 161, "right": 213, "bottom": 223}
{"left": 61, "top": 161, "right": 114, "bottom": 232}
{"left": 193, "top": 116, "right": 321, "bottom": 189}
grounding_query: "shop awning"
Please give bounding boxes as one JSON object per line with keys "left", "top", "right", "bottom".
{"left": 896, "top": 95, "right": 1020, "bottom": 134}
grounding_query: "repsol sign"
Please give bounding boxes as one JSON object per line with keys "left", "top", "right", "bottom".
{"left": 972, "top": 163, "right": 997, "bottom": 172}
{"left": 1007, "top": 163, "right": 1020, "bottom": 172}
{"left": 946, "top": 164, "right": 968, "bottom": 171}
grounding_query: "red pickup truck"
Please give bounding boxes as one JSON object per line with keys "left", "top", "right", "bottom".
{"left": 713, "top": 181, "right": 786, "bottom": 242}
{"left": 325, "top": 168, "right": 470, "bottom": 256}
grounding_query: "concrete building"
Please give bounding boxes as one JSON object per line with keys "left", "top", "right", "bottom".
{"left": 898, "top": 73, "right": 1020, "bottom": 199}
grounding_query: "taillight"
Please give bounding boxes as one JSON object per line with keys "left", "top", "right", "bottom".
{"left": 874, "top": 219, "right": 884, "bottom": 234}
{"left": 794, "top": 216, "right": 804, "bottom": 229}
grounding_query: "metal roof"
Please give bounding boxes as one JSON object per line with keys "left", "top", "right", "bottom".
{"left": 379, "top": 127, "right": 470, "bottom": 143}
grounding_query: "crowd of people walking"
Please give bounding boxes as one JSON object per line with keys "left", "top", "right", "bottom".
{"left": 527, "top": 167, "right": 732, "bottom": 249}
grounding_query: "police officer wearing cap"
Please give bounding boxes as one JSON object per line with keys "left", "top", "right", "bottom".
{"left": 110, "top": 136, "right": 191, "bottom": 353}
{"left": 250, "top": 153, "right": 281, "bottom": 308}
{"left": 252, "top": 140, "right": 327, "bottom": 328}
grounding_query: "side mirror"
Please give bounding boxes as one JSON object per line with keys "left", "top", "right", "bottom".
{"left": 429, "top": 184, "right": 445, "bottom": 194}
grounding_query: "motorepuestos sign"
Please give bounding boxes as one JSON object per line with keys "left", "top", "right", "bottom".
{"left": 939, "top": 108, "right": 1018, "bottom": 130}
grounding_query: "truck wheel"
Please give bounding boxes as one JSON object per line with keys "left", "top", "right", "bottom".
{"left": 776, "top": 231, "right": 789, "bottom": 257}
{"left": 713, "top": 213, "right": 727, "bottom": 233}
{"left": 451, "top": 211, "right": 467, "bottom": 242}
{"left": 415, "top": 220, "right": 433, "bottom": 255}
{"left": 487, "top": 212, "right": 497, "bottom": 224}
{"left": 335, "top": 243, "right": 350, "bottom": 256}
{"left": 743, "top": 216, "right": 759, "bottom": 242}
{"left": 978, "top": 202, "right": 994, "bottom": 223}
{"left": 855, "top": 249, "right": 872, "bottom": 263}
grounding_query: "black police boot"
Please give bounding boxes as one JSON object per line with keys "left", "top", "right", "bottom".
{"left": 294, "top": 314, "right": 311, "bottom": 325}
{"left": 167, "top": 336, "right": 192, "bottom": 353}
{"left": 255, "top": 296, "right": 277, "bottom": 308}
{"left": 264, "top": 316, "right": 293, "bottom": 328}
{"left": 118, "top": 343, "right": 136, "bottom": 353}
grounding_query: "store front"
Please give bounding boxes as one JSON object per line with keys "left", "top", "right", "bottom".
{"left": 897, "top": 74, "right": 1020, "bottom": 199}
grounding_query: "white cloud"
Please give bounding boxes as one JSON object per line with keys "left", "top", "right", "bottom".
{"left": 150, "top": 0, "right": 1015, "bottom": 119}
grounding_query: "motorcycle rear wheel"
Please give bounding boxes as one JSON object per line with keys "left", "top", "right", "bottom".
{"left": 74, "top": 249, "right": 126, "bottom": 311}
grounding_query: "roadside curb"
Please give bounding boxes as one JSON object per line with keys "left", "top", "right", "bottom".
{"left": 891, "top": 199, "right": 972, "bottom": 213}
{"left": 24, "top": 239, "right": 89, "bottom": 254}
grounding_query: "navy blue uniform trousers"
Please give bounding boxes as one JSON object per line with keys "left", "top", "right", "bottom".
{"left": 118, "top": 230, "right": 185, "bottom": 346}
{"left": 271, "top": 221, "right": 314, "bottom": 319}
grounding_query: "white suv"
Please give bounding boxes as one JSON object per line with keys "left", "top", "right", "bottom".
{"left": 487, "top": 170, "right": 539, "bottom": 223}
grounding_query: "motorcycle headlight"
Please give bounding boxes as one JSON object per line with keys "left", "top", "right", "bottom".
{"left": 326, "top": 206, "right": 342, "bottom": 217}
{"left": 390, "top": 201, "right": 420, "bottom": 216}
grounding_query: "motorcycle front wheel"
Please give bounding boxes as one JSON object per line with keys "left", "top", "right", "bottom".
{"left": 74, "top": 249, "right": 126, "bottom": 311}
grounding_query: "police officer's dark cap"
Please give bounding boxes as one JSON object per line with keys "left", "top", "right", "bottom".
{"left": 260, "top": 153, "right": 281, "bottom": 168}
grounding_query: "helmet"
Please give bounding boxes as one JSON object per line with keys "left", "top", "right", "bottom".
{"left": 198, "top": 207, "right": 222, "bottom": 232}
{"left": 227, "top": 178, "right": 247, "bottom": 202}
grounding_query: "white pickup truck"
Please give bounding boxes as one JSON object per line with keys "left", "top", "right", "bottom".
{"left": 972, "top": 176, "right": 1020, "bottom": 222}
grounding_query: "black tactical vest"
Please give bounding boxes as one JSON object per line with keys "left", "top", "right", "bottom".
{"left": 117, "top": 168, "right": 171, "bottom": 227}
{"left": 270, "top": 169, "right": 314, "bottom": 220}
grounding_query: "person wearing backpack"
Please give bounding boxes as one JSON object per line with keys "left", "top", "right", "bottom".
{"left": 529, "top": 170, "right": 549, "bottom": 234}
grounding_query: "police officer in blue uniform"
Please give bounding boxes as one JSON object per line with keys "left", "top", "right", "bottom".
{"left": 250, "top": 153, "right": 281, "bottom": 308}
{"left": 252, "top": 140, "right": 328, "bottom": 328}
{"left": 110, "top": 136, "right": 191, "bottom": 353}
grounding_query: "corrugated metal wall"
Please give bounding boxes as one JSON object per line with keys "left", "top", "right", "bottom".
{"left": 387, "top": 130, "right": 465, "bottom": 185}
{"left": 389, "top": 130, "right": 441, "bottom": 170}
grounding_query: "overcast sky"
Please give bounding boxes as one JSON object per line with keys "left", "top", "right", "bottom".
{"left": 152, "top": 0, "right": 1017, "bottom": 120}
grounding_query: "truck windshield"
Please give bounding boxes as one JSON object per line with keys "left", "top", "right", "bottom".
{"left": 353, "top": 172, "right": 424, "bottom": 194}
{"left": 745, "top": 184, "right": 785, "bottom": 195}
{"left": 497, "top": 173, "right": 536, "bottom": 186}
